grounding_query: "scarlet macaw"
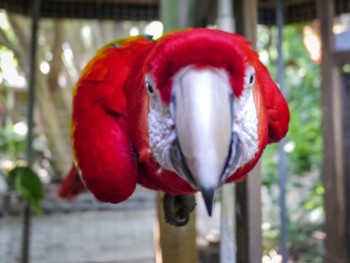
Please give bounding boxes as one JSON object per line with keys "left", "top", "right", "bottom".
{"left": 59, "top": 28, "right": 289, "bottom": 223}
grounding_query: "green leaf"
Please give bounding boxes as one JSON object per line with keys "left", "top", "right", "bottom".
{"left": 8, "top": 166, "right": 44, "bottom": 214}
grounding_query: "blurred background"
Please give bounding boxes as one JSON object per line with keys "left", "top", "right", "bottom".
{"left": 0, "top": 0, "right": 349, "bottom": 262}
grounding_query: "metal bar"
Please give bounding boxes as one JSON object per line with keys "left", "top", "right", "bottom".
{"left": 21, "top": 200, "right": 32, "bottom": 263}
{"left": 276, "top": 0, "right": 288, "bottom": 262}
{"left": 217, "top": 1, "right": 236, "bottom": 263}
{"left": 26, "top": 0, "right": 41, "bottom": 164}
{"left": 22, "top": 0, "right": 41, "bottom": 262}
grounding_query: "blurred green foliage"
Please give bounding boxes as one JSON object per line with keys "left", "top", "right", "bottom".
{"left": 258, "top": 23, "right": 324, "bottom": 261}
{"left": 0, "top": 124, "right": 26, "bottom": 158}
{"left": 6, "top": 166, "right": 44, "bottom": 214}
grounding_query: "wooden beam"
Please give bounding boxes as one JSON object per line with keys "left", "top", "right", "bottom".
{"left": 258, "top": 0, "right": 314, "bottom": 8}
{"left": 235, "top": 165, "right": 262, "bottom": 263}
{"left": 235, "top": 0, "right": 258, "bottom": 43}
{"left": 48, "top": 0, "right": 158, "bottom": 3}
{"left": 234, "top": 0, "right": 262, "bottom": 262}
{"left": 340, "top": 74, "right": 350, "bottom": 260}
{"left": 317, "top": 0, "right": 349, "bottom": 262}
{"left": 0, "top": 0, "right": 159, "bottom": 21}
{"left": 333, "top": 51, "right": 350, "bottom": 67}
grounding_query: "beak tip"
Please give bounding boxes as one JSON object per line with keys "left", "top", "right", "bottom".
{"left": 201, "top": 187, "right": 216, "bottom": 216}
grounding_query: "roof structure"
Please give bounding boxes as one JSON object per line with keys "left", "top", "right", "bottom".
{"left": 0, "top": 0, "right": 349, "bottom": 24}
{"left": 0, "top": 0, "right": 350, "bottom": 25}
{"left": 0, "top": 0, "right": 159, "bottom": 21}
{"left": 259, "top": 0, "right": 349, "bottom": 25}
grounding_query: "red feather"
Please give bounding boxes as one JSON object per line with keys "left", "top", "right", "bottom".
{"left": 58, "top": 165, "right": 86, "bottom": 200}
{"left": 71, "top": 37, "right": 154, "bottom": 203}
{"left": 146, "top": 29, "right": 250, "bottom": 103}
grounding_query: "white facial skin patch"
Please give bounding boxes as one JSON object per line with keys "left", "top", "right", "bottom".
{"left": 148, "top": 98, "right": 177, "bottom": 172}
{"left": 229, "top": 66, "right": 259, "bottom": 175}
{"left": 146, "top": 65, "right": 259, "bottom": 183}
{"left": 146, "top": 75, "right": 177, "bottom": 173}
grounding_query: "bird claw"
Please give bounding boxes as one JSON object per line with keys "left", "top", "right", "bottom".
{"left": 163, "top": 194, "right": 196, "bottom": 227}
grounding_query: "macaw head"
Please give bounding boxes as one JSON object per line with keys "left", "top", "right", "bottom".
{"left": 144, "top": 28, "right": 289, "bottom": 215}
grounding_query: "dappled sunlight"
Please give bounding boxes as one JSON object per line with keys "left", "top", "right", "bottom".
{"left": 39, "top": 61, "right": 50, "bottom": 75}
{"left": 145, "top": 21, "right": 164, "bottom": 39}
{"left": 0, "top": 11, "right": 9, "bottom": 29}
{"left": 129, "top": 26, "right": 140, "bottom": 36}
{"left": 0, "top": 50, "right": 26, "bottom": 88}
{"left": 262, "top": 250, "right": 283, "bottom": 263}
{"left": 13, "top": 121, "right": 27, "bottom": 136}
{"left": 303, "top": 23, "right": 321, "bottom": 64}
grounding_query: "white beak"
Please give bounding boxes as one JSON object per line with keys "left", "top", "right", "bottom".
{"left": 171, "top": 67, "right": 233, "bottom": 215}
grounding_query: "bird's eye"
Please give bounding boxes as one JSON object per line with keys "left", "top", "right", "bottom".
{"left": 245, "top": 66, "right": 255, "bottom": 87}
{"left": 249, "top": 74, "right": 255, "bottom": 84}
{"left": 146, "top": 82, "right": 154, "bottom": 94}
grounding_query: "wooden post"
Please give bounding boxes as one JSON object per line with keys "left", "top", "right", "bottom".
{"left": 340, "top": 72, "right": 350, "bottom": 261}
{"left": 235, "top": 165, "right": 262, "bottom": 263}
{"left": 317, "top": 0, "right": 349, "bottom": 262}
{"left": 156, "top": 1, "right": 198, "bottom": 263}
{"left": 234, "top": 0, "right": 262, "bottom": 262}
{"left": 155, "top": 193, "right": 198, "bottom": 263}
{"left": 332, "top": 25, "right": 350, "bottom": 262}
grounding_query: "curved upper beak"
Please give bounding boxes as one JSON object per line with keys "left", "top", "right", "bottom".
{"left": 171, "top": 67, "right": 233, "bottom": 215}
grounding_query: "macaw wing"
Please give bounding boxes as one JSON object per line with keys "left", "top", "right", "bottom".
{"left": 71, "top": 36, "right": 155, "bottom": 203}
{"left": 257, "top": 61, "right": 290, "bottom": 143}
{"left": 58, "top": 165, "right": 86, "bottom": 200}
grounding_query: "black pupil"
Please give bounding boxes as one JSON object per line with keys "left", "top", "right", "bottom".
{"left": 147, "top": 83, "right": 153, "bottom": 93}
{"left": 249, "top": 74, "right": 254, "bottom": 84}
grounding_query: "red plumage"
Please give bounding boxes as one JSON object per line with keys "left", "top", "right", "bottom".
{"left": 146, "top": 29, "right": 248, "bottom": 102}
{"left": 58, "top": 165, "right": 85, "bottom": 200}
{"left": 59, "top": 29, "right": 289, "bottom": 204}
